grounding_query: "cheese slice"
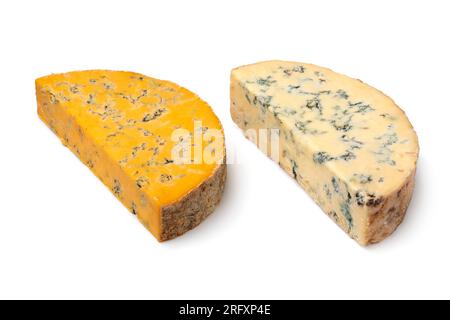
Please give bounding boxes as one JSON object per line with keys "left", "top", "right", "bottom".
{"left": 231, "top": 61, "right": 418, "bottom": 245}
{"left": 36, "top": 70, "right": 226, "bottom": 241}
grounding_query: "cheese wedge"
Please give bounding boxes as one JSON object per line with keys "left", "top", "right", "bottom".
{"left": 37, "top": 70, "right": 226, "bottom": 241}
{"left": 231, "top": 61, "right": 418, "bottom": 245}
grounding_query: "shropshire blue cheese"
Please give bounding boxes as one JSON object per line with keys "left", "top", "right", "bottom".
{"left": 230, "top": 61, "right": 418, "bottom": 245}
{"left": 37, "top": 70, "right": 226, "bottom": 241}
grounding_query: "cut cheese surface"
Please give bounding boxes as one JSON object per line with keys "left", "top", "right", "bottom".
{"left": 231, "top": 61, "right": 418, "bottom": 245}
{"left": 37, "top": 70, "right": 226, "bottom": 241}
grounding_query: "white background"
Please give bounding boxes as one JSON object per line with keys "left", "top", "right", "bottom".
{"left": 0, "top": 0, "right": 449, "bottom": 300}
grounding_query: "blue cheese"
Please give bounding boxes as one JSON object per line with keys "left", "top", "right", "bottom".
{"left": 230, "top": 60, "right": 419, "bottom": 245}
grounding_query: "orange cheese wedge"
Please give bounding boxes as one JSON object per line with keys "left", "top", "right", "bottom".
{"left": 37, "top": 70, "right": 226, "bottom": 241}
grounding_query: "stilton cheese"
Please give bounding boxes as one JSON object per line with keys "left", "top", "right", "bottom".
{"left": 231, "top": 61, "right": 418, "bottom": 245}
{"left": 37, "top": 70, "right": 226, "bottom": 241}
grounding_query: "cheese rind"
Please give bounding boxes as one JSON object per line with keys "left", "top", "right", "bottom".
{"left": 37, "top": 70, "right": 226, "bottom": 241}
{"left": 231, "top": 61, "right": 418, "bottom": 245}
